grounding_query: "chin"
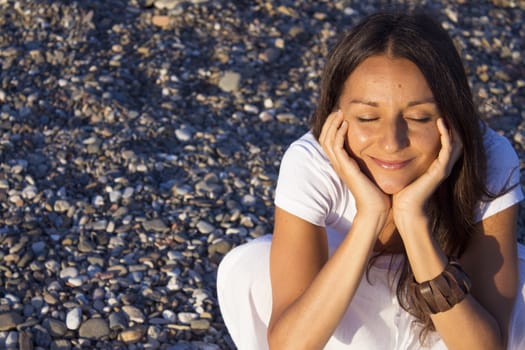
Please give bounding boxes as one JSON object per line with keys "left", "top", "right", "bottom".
{"left": 376, "top": 182, "right": 407, "bottom": 195}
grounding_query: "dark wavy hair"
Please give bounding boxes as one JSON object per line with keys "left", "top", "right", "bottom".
{"left": 310, "top": 11, "right": 489, "bottom": 342}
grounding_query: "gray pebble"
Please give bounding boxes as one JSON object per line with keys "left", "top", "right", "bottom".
{"left": 0, "top": 313, "right": 22, "bottom": 331}
{"left": 50, "top": 339, "right": 72, "bottom": 350}
{"left": 142, "top": 219, "right": 169, "bottom": 233}
{"left": 218, "top": 71, "right": 241, "bottom": 92}
{"left": 45, "top": 318, "right": 67, "bottom": 337}
{"left": 59, "top": 267, "right": 78, "bottom": 279}
{"left": 109, "top": 311, "right": 128, "bottom": 331}
{"left": 31, "top": 241, "right": 46, "bottom": 255}
{"left": 196, "top": 220, "right": 215, "bottom": 234}
{"left": 78, "top": 318, "right": 110, "bottom": 339}
{"left": 122, "top": 306, "right": 146, "bottom": 324}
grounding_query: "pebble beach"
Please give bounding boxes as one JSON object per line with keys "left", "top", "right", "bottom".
{"left": 0, "top": 0, "right": 524, "bottom": 349}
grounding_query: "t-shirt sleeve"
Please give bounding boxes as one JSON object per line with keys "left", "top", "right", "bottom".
{"left": 474, "top": 129, "right": 524, "bottom": 222}
{"left": 274, "top": 138, "right": 336, "bottom": 227}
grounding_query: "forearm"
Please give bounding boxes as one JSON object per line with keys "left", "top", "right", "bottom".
{"left": 399, "top": 216, "right": 505, "bottom": 350}
{"left": 268, "top": 214, "right": 383, "bottom": 350}
{"left": 431, "top": 297, "right": 504, "bottom": 350}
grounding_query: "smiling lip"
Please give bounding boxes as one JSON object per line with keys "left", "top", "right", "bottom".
{"left": 370, "top": 157, "right": 413, "bottom": 170}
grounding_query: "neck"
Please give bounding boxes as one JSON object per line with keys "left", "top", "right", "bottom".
{"left": 374, "top": 217, "right": 404, "bottom": 254}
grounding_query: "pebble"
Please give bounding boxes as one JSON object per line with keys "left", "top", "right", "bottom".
{"left": 208, "top": 239, "right": 232, "bottom": 255}
{"left": 59, "top": 267, "right": 78, "bottom": 279}
{"left": 109, "top": 311, "right": 127, "bottom": 331}
{"left": 190, "top": 319, "right": 210, "bottom": 331}
{"left": 45, "top": 318, "right": 67, "bottom": 337}
{"left": 0, "top": 2, "right": 522, "bottom": 349}
{"left": 122, "top": 305, "right": 146, "bottom": 324}
{"left": 53, "top": 200, "right": 70, "bottom": 213}
{"left": 21, "top": 185, "right": 38, "bottom": 200}
{"left": 78, "top": 318, "right": 109, "bottom": 339}
{"left": 66, "top": 307, "right": 82, "bottom": 330}
{"left": 142, "top": 219, "right": 170, "bottom": 233}
{"left": 18, "top": 331, "right": 32, "bottom": 350}
{"left": 0, "top": 313, "right": 23, "bottom": 331}
{"left": 154, "top": 0, "right": 181, "bottom": 10}
{"left": 177, "top": 312, "right": 198, "bottom": 324}
{"left": 51, "top": 339, "right": 71, "bottom": 350}
{"left": 196, "top": 220, "right": 215, "bottom": 234}
{"left": 5, "top": 331, "right": 17, "bottom": 349}
{"left": 161, "top": 310, "right": 176, "bottom": 323}
{"left": 218, "top": 71, "right": 241, "bottom": 92}
{"left": 31, "top": 241, "right": 46, "bottom": 255}
{"left": 118, "top": 325, "right": 147, "bottom": 344}
{"left": 175, "top": 126, "right": 194, "bottom": 142}
{"left": 152, "top": 15, "right": 170, "bottom": 28}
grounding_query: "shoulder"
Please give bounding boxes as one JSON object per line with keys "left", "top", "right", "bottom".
{"left": 482, "top": 126, "right": 521, "bottom": 191}
{"left": 278, "top": 131, "right": 339, "bottom": 184}
{"left": 475, "top": 125, "right": 524, "bottom": 222}
{"left": 483, "top": 126, "right": 519, "bottom": 167}
{"left": 275, "top": 131, "right": 344, "bottom": 226}
{"left": 278, "top": 132, "right": 336, "bottom": 182}
{"left": 282, "top": 132, "right": 329, "bottom": 164}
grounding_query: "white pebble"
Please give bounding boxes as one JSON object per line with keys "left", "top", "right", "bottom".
{"left": 5, "top": 331, "right": 18, "bottom": 348}
{"left": 177, "top": 312, "right": 198, "bottom": 324}
{"left": 66, "top": 307, "right": 82, "bottom": 330}
{"left": 161, "top": 310, "right": 176, "bottom": 322}
{"left": 59, "top": 267, "right": 78, "bottom": 279}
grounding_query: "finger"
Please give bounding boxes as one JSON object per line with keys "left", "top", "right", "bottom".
{"left": 333, "top": 119, "right": 349, "bottom": 163}
{"left": 319, "top": 110, "right": 341, "bottom": 143}
{"left": 436, "top": 118, "right": 463, "bottom": 176}
{"left": 436, "top": 118, "right": 452, "bottom": 163}
{"left": 450, "top": 127, "right": 464, "bottom": 164}
{"left": 320, "top": 110, "right": 344, "bottom": 161}
{"left": 328, "top": 110, "right": 344, "bottom": 140}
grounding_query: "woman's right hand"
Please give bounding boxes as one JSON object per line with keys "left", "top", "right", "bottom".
{"left": 319, "top": 110, "right": 391, "bottom": 223}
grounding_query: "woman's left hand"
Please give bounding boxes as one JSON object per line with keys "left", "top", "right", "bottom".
{"left": 392, "top": 118, "right": 463, "bottom": 231}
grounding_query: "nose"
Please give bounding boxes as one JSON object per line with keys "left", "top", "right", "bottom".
{"left": 379, "top": 118, "right": 409, "bottom": 153}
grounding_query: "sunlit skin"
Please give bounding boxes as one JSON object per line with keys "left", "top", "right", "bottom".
{"left": 268, "top": 51, "right": 516, "bottom": 350}
{"left": 338, "top": 55, "right": 442, "bottom": 194}
{"left": 269, "top": 30, "right": 515, "bottom": 348}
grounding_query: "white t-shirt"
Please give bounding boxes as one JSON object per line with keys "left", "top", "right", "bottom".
{"left": 272, "top": 126, "right": 524, "bottom": 349}
{"left": 275, "top": 126, "right": 523, "bottom": 254}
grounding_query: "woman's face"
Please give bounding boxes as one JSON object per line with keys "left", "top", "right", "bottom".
{"left": 338, "top": 55, "right": 442, "bottom": 194}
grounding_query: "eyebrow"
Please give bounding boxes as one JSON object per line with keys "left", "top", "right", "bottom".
{"left": 349, "top": 98, "right": 436, "bottom": 107}
{"left": 407, "top": 98, "right": 436, "bottom": 107}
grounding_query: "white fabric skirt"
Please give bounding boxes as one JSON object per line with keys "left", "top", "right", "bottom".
{"left": 217, "top": 235, "right": 525, "bottom": 350}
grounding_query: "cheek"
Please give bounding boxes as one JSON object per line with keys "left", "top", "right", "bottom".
{"left": 414, "top": 127, "right": 441, "bottom": 158}
{"left": 345, "top": 125, "right": 373, "bottom": 155}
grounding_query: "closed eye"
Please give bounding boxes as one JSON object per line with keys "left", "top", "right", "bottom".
{"left": 406, "top": 116, "right": 432, "bottom": 123}
{"left": 356, "top": 116, "right": 379, "bottom": 122}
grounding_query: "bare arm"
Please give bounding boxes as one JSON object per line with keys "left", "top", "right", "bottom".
{"left": 397, "top": 205, "right": 518, "bottom": 350}
{"left": 393, "top": 119, "right": 519, "bottom": 349}
{"left": 267, "top": 206, "right": 383, "bottom": 349}
{"left": 268, "top": 111, "right": 391, "bottom": 349}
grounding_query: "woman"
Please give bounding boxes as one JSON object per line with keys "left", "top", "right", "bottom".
{"left": 217, "top": 11, "right": 524, "bottom": 350}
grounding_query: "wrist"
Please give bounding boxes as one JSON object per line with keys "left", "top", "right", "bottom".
{"left": 354, "top": 208, "right": 390, "bottom": 238}
{"left": 398, "top": 218, "right": 448, "bottom": 281}
{"left": 394, "top": 210, "right": 428, "bottom": 237}
{"left": 412, "top": 257, "right": 471, "bottom": 314}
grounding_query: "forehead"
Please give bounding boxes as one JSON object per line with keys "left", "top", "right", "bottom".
{"left": 341, "top": 55, "right": 433, "bottom": 101}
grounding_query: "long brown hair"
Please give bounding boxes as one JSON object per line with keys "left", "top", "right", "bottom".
{"left": 310, "top": 11, "right": 490, "bottom": 341}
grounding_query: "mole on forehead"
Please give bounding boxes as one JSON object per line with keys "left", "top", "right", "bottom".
{"left": 397, "top": 83, "right": 402, "bottom": 88}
